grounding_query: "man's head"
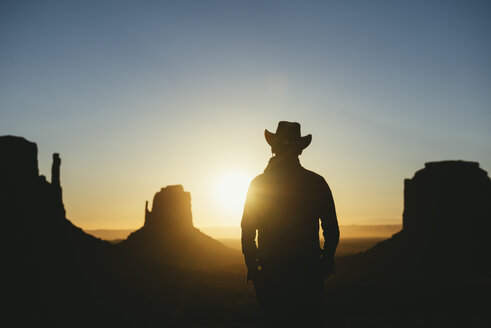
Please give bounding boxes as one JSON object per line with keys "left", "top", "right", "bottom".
{"left": 264, "top": 121, "right": 312, "bottom": 156}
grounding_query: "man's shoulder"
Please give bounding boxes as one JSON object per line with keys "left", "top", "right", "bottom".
{"left": 249, "top": 173, "right": 266, "bottom": 186}
{"left": 301, "top": 167, "right": 328, "bottom": 184}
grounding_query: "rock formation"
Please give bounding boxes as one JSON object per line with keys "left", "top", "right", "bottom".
{"left": 0, "top": 136, "right": 100, "bottom": 244}
{"left": 1, "top": 136, "right": 111, "bottom": 326}
{"left": 402, "top": 161, "right": 491, "bottom": 263}
{"left": 144, "top": 185, "right": 193, "bottom": 229}
{"left": 118, "top": 185, "right": 242, "bottom": 269}
{"left": 353, "top": 160, "right": 491, "bottom": 278}
{"left": 0, "top": 135, "right": 39, "bottom": 182}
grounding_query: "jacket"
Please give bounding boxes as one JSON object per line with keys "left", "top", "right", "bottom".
{"left": 241, "top": 156, "right": 340, "bottom": 266}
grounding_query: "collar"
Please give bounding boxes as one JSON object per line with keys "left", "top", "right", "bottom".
{"left": 264, "top": 155, "right": 302, "bottom": 173}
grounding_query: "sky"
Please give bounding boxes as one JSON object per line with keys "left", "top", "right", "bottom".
{"left": 1, "top": 0, "right": 490, "bottom": 231}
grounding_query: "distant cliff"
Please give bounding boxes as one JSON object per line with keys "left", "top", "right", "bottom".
{"left": 117, "top": 185, "right": 242, "bottom": 269}
{"left": 402, "top": 161, "right": 491, "bottom": 267}
{"left": 0, "top": 135, "right": 108, "bottom": 254}
{"left": 1, "top": 136, "right": 112, "bottom": 326}
{"left": 349, "top": 160, "right": 491, "bottom": 278}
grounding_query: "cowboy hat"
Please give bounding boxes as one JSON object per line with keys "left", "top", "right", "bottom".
{"left": 264, "top": 121, "right": 312, "bottom": 151}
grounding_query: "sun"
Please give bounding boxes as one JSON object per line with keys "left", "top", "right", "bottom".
{"left": 213, "top": 171, "right": 252, "bottom": 215}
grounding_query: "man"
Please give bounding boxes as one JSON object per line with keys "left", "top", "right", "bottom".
{"left": 241, "top": 121, "right": 339, "bottom": 326}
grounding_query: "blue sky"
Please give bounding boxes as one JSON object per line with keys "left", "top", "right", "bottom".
{"left": 1, "top": 0, "right": 490, "bottom": 230}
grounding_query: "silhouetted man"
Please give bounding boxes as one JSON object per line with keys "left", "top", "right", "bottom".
{"left": 241, "top": 121, "right": 339, "bottom": 326}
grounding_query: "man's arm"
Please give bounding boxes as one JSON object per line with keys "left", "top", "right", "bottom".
{"left": 241, "top": 181, "right": 259, "bottom": 281}
{"left": 320, "top": 179, "right": 340, "bottom": 266}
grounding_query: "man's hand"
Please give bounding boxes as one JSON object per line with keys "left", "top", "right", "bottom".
{"left": 321, "top": 255, "right": 335, "bottom": 277}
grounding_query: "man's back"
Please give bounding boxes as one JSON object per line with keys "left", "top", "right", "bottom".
{"left": 242, "top": 156, "right": 338, "bottom": 262}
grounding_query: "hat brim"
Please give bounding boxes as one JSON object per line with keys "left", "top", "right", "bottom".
{"left": 264, "top": 129, "right": 312, "bottom": 150}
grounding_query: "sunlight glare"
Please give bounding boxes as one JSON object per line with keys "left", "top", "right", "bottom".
{"left": 213, "top": 171, "right": 251, "bottom": 217}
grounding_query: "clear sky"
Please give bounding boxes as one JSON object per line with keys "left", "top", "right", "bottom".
{"left": 1, "top": 0, "right": 490, "bottom": 230}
